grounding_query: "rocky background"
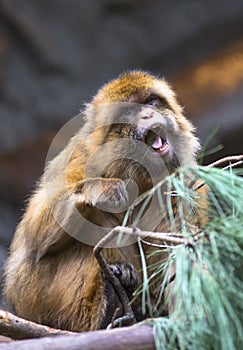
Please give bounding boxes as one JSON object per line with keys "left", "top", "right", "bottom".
{"left": 0, "top": 0, "right": 243, "bottom": 304}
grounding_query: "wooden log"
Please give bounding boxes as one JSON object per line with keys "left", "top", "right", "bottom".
{"left": 0, "top": 324, "right": 155, "bottom": 350}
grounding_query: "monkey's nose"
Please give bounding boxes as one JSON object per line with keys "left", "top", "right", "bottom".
{"left": 140, "top": 110, "right": 154, "bottom": 119}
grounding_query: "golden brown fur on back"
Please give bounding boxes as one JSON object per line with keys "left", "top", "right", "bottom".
{"left": 4, "top": 70, "right": 201, "bottom": 331}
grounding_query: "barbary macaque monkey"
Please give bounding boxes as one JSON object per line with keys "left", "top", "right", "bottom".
{"left": 4, "top": 71, "right": 200, "bottom": 331}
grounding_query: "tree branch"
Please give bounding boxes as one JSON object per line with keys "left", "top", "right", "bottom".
{"left": 0, "top": 323, "right": 155, "bottom": 350}
{"left": 0, "top": 310, "right": 75, "bottom": 340}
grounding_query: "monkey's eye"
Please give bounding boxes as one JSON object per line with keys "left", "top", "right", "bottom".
{"left": 144, "top": 95, "right": 163, "bottom": 108}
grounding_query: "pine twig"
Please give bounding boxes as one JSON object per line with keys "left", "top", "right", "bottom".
{"left": 207, "top": 154, "right": 243, "bottom": 168}
{"left": 94, "top": 226, "right": 194, "bottom": 251}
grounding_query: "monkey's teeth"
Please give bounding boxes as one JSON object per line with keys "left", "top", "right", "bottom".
{"left": 157, "top": 143, "right": 169, "bottom": 155}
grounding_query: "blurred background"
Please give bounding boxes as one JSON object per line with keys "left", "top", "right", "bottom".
{"left": 0, "top": 0, "right": 243, "bottom": 301}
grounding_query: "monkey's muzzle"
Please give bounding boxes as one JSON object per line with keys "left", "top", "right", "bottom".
{"left": 144, "top": 124, "right": 170, "bottom": 156}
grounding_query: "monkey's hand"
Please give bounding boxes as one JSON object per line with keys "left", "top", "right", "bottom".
{"left": 74, "top": 178, "right": 129, "bottom": 213}
{"left": 108, "top": 263, "right": 139, "bottom": 294}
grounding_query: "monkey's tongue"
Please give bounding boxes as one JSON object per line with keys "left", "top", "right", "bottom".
{"left": 152, "top": 136, "right": 164, "bottom": 150}
{"left": 151, "top": 136, "right": 169, "bottom": 155}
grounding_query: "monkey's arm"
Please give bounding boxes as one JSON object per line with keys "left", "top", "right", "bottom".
{"left": 18, "top": 177, "right": 129, "bottom": 261}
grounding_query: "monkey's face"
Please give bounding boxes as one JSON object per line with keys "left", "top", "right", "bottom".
{"left": 83, "top": 72, "right": 199, "bottom": 186}
{"left": 112, "top": 97, "right": 179, "bottom": 161}
{"left": 98, "top": 102, "right": 179, "bottom": 170}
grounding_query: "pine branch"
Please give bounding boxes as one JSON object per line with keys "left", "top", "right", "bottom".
{"left": 146, "top": 165, "right": 243, "bottom": 350}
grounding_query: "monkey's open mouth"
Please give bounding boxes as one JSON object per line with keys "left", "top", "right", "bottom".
{"left": 144, "top": 125, "right": 170, "bottom": 156}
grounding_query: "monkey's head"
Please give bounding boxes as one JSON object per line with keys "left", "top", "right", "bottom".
{"left": 70, "top": 71, "right": 200, "bottom": 191}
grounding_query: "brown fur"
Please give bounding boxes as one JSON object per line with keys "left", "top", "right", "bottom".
{"left": 4, "top": 70, "right": 202, "bottom": 331}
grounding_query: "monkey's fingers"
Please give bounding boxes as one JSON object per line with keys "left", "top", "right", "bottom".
{"left": 108, "top": 263, "right": 139, "bottom": 293}
{"left": 107, "top": 313, "right": 137, "bottom": 329}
